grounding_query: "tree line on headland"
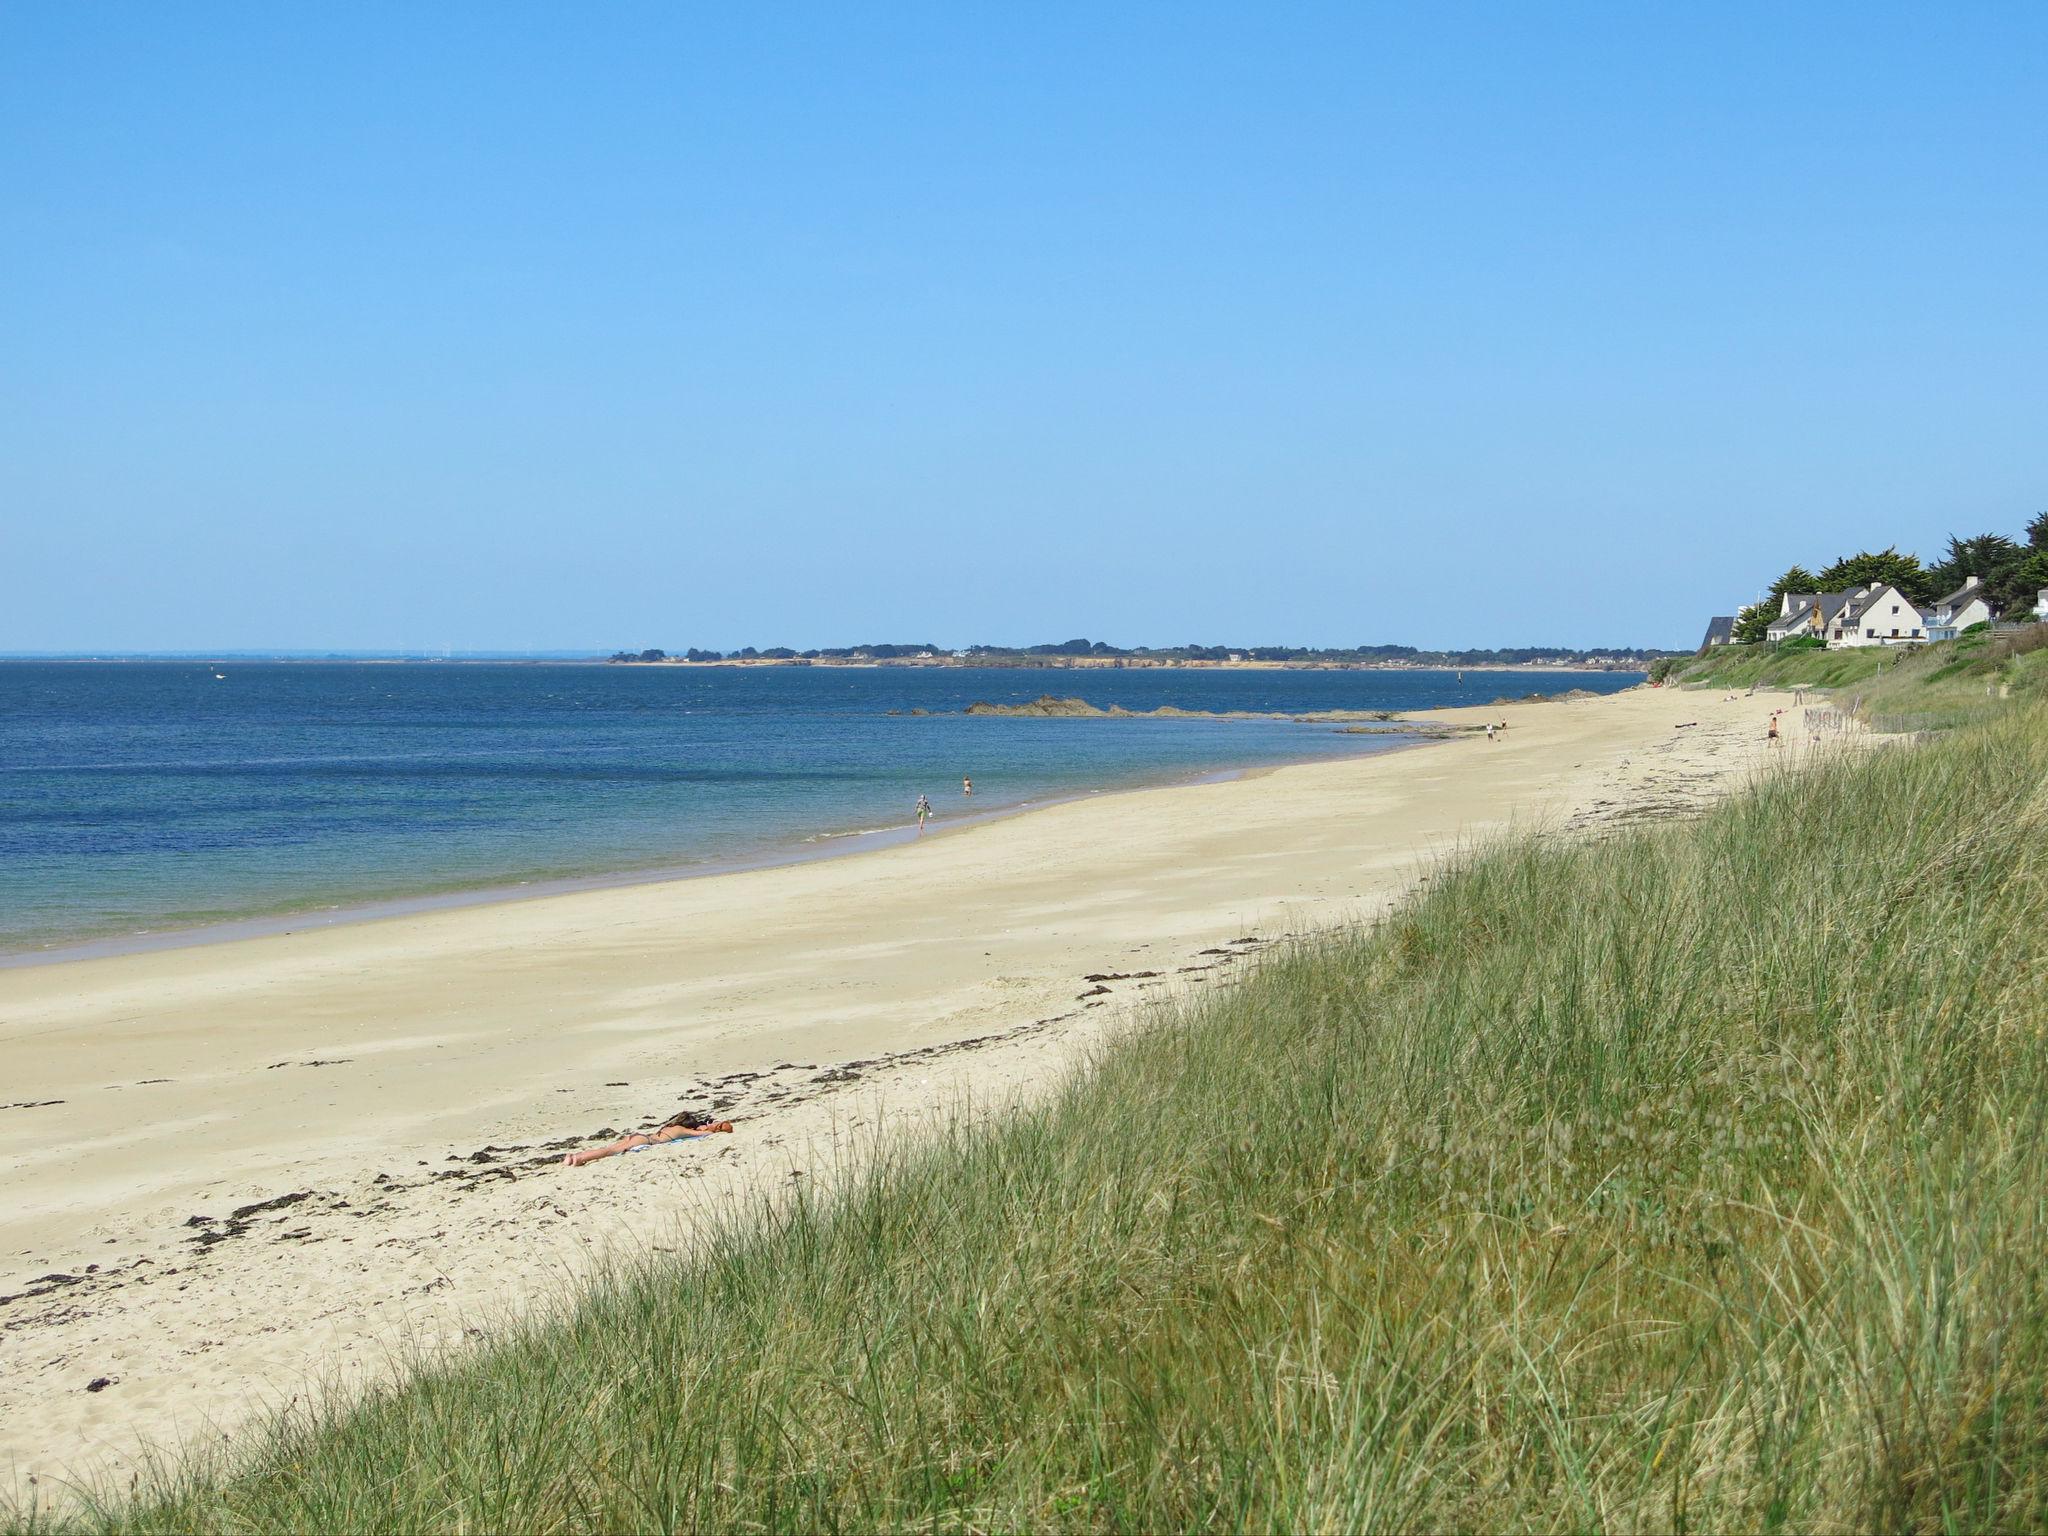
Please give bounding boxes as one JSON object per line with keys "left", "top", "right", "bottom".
{"left": 1732, "top": 512, "right": 2048, "bottom": 643}
{"left": 607, "top": 640, "right": 1677, "bottom": 668}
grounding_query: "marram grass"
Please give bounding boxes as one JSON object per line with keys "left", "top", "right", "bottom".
{"left": 27, "top": 703, "right": 2048, "bottom": 1533}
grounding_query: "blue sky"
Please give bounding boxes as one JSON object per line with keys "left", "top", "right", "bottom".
{"left": 4, "top": 3, "right": 2043, "bottom": 653}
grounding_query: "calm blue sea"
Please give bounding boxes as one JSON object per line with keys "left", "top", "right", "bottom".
{"left": 0, "top": 662, "right": 1639, "bottom": 959}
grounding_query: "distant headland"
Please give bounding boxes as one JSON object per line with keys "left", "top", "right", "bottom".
{"left": 605, "top": 639, "right": 1674, "bottom": 672}
{"left": 2, "top": 641, "right": 1677, "bottom": 669}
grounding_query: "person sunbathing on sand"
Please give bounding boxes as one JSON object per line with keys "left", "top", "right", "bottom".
{"left": 561, "top": 1110, "right": 734, "bottom": 1166}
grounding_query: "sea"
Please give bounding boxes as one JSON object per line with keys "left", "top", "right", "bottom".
{"left": 0, "top": 662, "right": 1641, "bottom": 962}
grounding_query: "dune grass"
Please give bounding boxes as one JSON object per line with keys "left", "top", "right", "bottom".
{"left": 1847, "top": 627, "right": 2048, "bottom": 734}
{"left": 31, "top": 702, "right": 2048, "bottom": 1533}
{"left": 1670, "top": 642, "right": 1899, "bottom": 690}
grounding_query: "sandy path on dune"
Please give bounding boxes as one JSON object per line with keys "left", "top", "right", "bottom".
{"left": 0, "top": 684, "right": 1821, "bottom": 1497}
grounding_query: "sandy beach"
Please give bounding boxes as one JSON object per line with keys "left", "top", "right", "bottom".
{"left": 1, "top": 685, "right": 1816, "bottom": 1497}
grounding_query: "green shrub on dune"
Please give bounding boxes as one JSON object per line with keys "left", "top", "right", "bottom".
{"left": 45, "top": 705, "right": 2048, "bottom": 1533}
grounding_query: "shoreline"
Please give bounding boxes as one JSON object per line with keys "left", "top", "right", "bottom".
{"left": 0, "top": 685, "right": 1803, "bottom": 1497}
{"left": 0, "top": 735, "right": 1425, "bottom": 971}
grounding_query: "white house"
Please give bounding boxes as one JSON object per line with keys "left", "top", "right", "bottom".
{"left": 1829, "top": 583, "right": 1927, "bottom": 647}
{"left": 2035, "top": 588, "right": 2048, "bottom": 623}
{"left": 1766, "top": 592, "right": 1822, "bottom": 642}
{"left": 1766, "top": 590, "right": 1856, "bottom": 644}
{"left": 1926, "top": 575, "right": 1997, "bottom": 641}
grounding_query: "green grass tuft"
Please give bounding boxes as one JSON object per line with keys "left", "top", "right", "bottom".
{"left": 25, "top": 703, "right": 2048, "bottom": 1533}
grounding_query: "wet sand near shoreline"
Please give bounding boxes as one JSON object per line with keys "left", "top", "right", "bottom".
{"left": 0, "top": 685, "right": 1818, "bottom": 1498}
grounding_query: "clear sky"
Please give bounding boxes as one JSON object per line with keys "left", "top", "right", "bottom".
{"left": 4, "top": 3, "right": 2044, "bottom": 653}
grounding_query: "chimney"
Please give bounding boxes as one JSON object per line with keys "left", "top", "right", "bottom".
{"left": 1964, "top": 573, "right": 1980, "bottom": 589}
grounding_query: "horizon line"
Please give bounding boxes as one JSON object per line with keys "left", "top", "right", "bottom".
{"left": 0, "top": 642, "right": 1686, "bottom": 662}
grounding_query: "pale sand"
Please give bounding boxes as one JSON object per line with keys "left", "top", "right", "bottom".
{"left": 1, "top": 685, "right": 1818, "bottom": 1497}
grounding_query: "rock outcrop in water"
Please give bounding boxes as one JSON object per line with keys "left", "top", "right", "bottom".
{"left": 967, "top": 696, "right": 1105, "bottom": 717}
{"left": 1487, "top": 688, "right": 1601, "bottom": 706}
{"left": 963, "top": 695, "right": 1215, "bottom": 718}
{"left": 956, "top": 696, "right": 1469, "bottom": 732}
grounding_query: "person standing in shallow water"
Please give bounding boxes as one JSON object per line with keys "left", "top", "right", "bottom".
{"left": 962, "top": 775, "right": 973, "bottom": 796}
{"left": 915, "top": 794, "right": 933, "bottom": 833}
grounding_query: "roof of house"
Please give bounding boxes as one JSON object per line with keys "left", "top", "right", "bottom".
{"left": 1701, "top": 616, "right": 1734, "bottom": 645}
{"left": 1770, "top": 590, "right": 1862, "bottom": 632}
{"left": 1851, "top": 586, "right": 1948, "bottom": 630}
{"left": 1933, "top": 580, "right": 1992, "bottom": 612}
{"left": 1766, "top": 595, "right": 1818, "bottom": 632}
{"left": 1837, "top": 583, "right": 1922, "bottom": 622}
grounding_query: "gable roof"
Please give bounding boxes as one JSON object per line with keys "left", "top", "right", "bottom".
{"left": 1769, "top": 590, "right": 1862, "bottom": 632}
{"left": 1767, "top": 593, "right": 1818, "bottom": 627}
{"left": 1933, "top": 580, "right": 1993, "bottom": 613}
{"left": 1828, "top": 594, "right": 1866, "bottom": 628}
{"left": 1701, "top": 616, "right": 1734, "bottom": 646}
{"left": 1840, "top": 583, "right": 1930, "bottom": 625}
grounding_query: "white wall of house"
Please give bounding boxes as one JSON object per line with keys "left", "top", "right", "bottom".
{"left": 1928, "top": 594, "right": 1995, "bottom": 639}
{"left": 1948, "top": 595, "right": 1994, "bottom": 630}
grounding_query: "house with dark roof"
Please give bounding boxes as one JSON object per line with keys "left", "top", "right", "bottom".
{"left": 1765, "top": 590, "right": 1856, "bottom": 644}
{"left": 1827, "top": 583, "right": 1930, "bottom": 646}
{"left": 1700, "top": 615, "right": 1735, "bottom": 649}
{"left": 1927, "top": 575, "right": 1996, "bottom": 640}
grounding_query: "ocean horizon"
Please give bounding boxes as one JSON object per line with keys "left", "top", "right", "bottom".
{"left": 0, "top": 661, "right": 1640, "bottom": 961}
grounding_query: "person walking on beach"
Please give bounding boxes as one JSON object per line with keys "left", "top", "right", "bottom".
{"left": 915, "top": 794, "right": 933, "bottom": 833}
{"left": 962, "top": 775, "right": 973, "bottom": 796}
{"left": 1485, "top": 723, "right": 1496, "bottom": 743}
{"left": 562, "top": 1110, "right": 734, "bottom": 1167}
{"left": 1767, "top": 716, "right": 1781, "bottom": 747}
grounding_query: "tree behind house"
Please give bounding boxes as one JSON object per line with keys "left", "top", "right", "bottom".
{"left": 1818, "top": 547, "right": 1934, "bottom": 604}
